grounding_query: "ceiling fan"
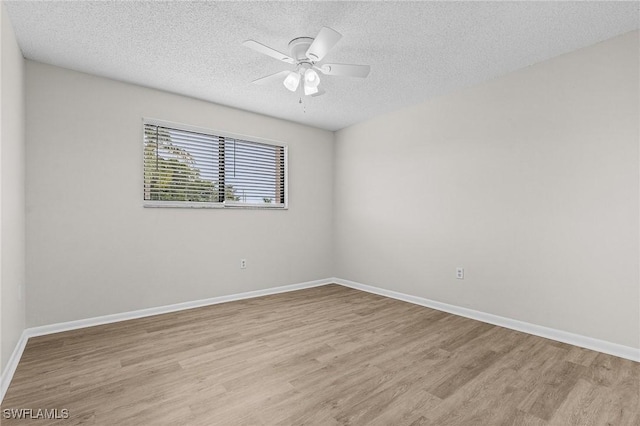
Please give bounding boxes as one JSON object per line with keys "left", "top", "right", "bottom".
{"left": 243, "top": 27, "right": 371, "bottom": 97}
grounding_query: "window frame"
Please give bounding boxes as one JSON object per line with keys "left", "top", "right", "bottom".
{"left": 142, "top": 118, "right": 288, "bottom": 209}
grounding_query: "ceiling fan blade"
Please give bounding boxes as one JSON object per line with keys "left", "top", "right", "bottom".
{"left": 310, "top": 89, "right": 326, "bottom": 97}
{"left": 305, "top": 27, "right": 342, "bottom": 61}
{"left": 319, "top": 63, "right": 370, "bottom": 78}
{"left": 251, "top": 70, "right": 290, "bottom": 85}
{"left": 243, "top": 40, "right": 295, "bottom": 65}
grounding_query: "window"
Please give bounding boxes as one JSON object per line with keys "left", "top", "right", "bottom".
{"left": 143, "top": 121, "right": 287, "bottom": 208}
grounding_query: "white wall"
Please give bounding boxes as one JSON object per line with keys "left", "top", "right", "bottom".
{"left": 1, "top": 3, "right": 26, "bottom": 372}
{"left": 26, "top": 61, "right": 333, "bottom": 327}
{"left": 21, "top": 29, "right": 640, "bottom": 352}
{"left": 334, "top": 31, "right": 640, "bottom": 349}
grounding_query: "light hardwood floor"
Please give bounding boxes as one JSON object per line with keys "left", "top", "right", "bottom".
{"left": 2, "top": 284, "right": 638, "bottom": 425}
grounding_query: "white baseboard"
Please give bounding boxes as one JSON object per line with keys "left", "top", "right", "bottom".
{"left": 1, "top": 329, "right": 29, "bottom": 403}
{"left": 27, "top": 278, "right": 333, "bottom": 338}
{"left": 3, "top": 276, "right": 637, "bottom": 404}
{"left": 334, "top": 277, "right": 640, "bottom": 363}
{"left": 0, "top": 277, "right": 333, "bottom": 403}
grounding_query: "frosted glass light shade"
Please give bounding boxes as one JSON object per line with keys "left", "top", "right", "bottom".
{"left": 303, "top": 83, "right": 319, "bottom": 96}
{"left": 304, "top": 69, "right": 320, "bottom": 88}
{"left": 283, "top": 72, "right": 300, "bottom": 92}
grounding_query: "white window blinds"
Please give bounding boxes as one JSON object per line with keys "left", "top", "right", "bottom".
{"left": 143, "top": 122, "right": 286, "bottom": 208}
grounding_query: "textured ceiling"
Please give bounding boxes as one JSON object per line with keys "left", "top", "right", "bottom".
{"left": 5, "top": 1, "right": 639, "bottom": 131}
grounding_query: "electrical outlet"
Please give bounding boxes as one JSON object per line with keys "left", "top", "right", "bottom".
{"left": 456, "top": 267, "right": 464, "bottom": 280}
{"left": 240, "top": 259, "right": 247, "bottom": 269}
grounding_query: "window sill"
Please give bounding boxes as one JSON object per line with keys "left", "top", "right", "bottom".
{"left": 143, "top": 201, "right": 288, "bottom": 210}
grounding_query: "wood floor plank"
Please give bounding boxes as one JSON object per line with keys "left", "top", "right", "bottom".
{"left": 2, "top": 284, "right": 638, "bottom": 425}
{"left": 429, "top": 349, "right": 504, "bottom": 399}
{"left": 525, "top": 361, "right": 586, "bottom": 421}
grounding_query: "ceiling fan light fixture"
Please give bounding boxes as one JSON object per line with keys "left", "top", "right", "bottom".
{"left": 303, "top": 83, "right": 319, "bottom": 96}
{"left": 304, "top": 68, "right": 320, "bottom": 88}
{"left": 283, "top": 71, "right": 300, "bottom": 92}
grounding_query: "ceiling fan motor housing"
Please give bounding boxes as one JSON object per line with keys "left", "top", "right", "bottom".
{"left": 288, "top": 37, "right": 315, "bottom": 64}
